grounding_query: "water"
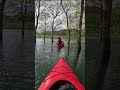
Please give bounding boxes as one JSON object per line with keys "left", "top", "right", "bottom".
{"left": 0, "top": 30, "right": 84, "bottom": 89}
{"left": 0, "top": 30, "right": 35, "bottom": 89}
{"left": 85, "top": 35, "right": 120, "bottom": 90}
{"left": 35, "top": 38, "right": 85, "bottom": 89}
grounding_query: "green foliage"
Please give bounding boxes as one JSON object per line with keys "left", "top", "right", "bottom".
{"left": 111, "top": 7, "right": 120, "bottom": 35}
{"left": 36, "top": 29, "right": 85, "bottom": 41}
{"left": 3, "top": 11, "right": 34, "bottom": 30}
{"left": 3, "top": 23, "right": 22, "bottom": 29}
{"left": 25, "top": 22, "right": 35, "bottom": 30}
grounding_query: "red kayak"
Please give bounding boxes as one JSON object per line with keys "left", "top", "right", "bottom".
{"left": 38, "top": 57, "right": 85, "bottom": 90}
{"left": 56, "top": 42, "right": 64, "bottom": 49}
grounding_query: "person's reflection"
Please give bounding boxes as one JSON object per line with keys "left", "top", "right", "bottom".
{"left": 67, "top": 44, "right": 70, "bottom": 56}
{"left": 57, "top": 48, "right": 61, "bottom": 52}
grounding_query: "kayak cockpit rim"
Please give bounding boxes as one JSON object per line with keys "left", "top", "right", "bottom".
{"left": 49, "top": 80, "right": 77, "bottom": 90}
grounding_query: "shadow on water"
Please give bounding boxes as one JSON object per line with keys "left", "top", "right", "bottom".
{"left": 0, "top": 45, "right": 8, "bottom": 88}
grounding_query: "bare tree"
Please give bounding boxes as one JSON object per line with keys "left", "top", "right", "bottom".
{"left": 17, "top": 0, "right": 33, "bottom": 38}
{"left": 19, "top": 0, "right": 27, "bottom": 38}
{"left": 48, "top": 3, "right": 61, "bottom": 44}
{"left": 0, "top": 0, "right": 6, "bottom": 41}
{"left": 101, "top": 0, "right": 112, "bottom": 79}
{"left": 35, "top": 0, "right": 41, "bottom": 30}
{"left": 96, "top": 0, "right": 113, "bottom": 89}
{"left": 77, "top": 0, "right": 84, "bottom": 56}
{"left": 35, "top": 0, "right": 47, "bottom": 31}
{"left": 99, "top": 0, "right": 104, "bottom": 43}
{"left": 40, "top": 12, "right": 49, "bottom": 43}
{"left": 0, "top": 0, "right": 6, "bottom": 57}
{"left": 60, "top": 0, "right": 71, "bottom": 45}
{"left": 43, "top": 15, "right": 46, "bottom": 43}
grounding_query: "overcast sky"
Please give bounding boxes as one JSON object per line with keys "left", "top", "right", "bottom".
{"left": 35, "top": 0, "right": 85, "bottom": 33}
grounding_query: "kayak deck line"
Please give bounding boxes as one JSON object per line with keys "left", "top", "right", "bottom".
{"left": 43, "top": 71, "right": 80, "bottom": 83}
{"left": 43, "top": 64, "right": 80, "bottom": 83}
{"left": 51, "top": 66, "right": 74, "bottom": 72}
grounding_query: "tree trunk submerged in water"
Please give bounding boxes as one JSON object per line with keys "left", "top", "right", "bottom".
{"left": 77, "top": 0, "right": 84, "bottom": 56}
{"left": 96, "top": 0, "right": 112, "bottom": 89}
{"left": 35, "top": 0, "right": 41, "bottom": 30}
{"left": 99, "top": 0, "right": 104, "bottom": 44}
{"left": 51, "top": 18, "right": 54, "bottom": 44}
{"left": 64, "top": 10, "right": 71, "bottom": 46}
{"left": 20, "top": 0, "right": 24, "bottom": 38}
{"left": 44, "top": 31, "right": 46, "bottom": 43}
{"left": 0, "top": 0, "right": 6, "bottom": 40}
{"left": 44, "top": 15, "right": 46, "bottom": 43}
{"left": 0, "top": 0, "right": 6, "bottom": 56}
{"left": 51, "top": 26, "right": 53, "bottom": 44}
{"left": 21, "top": 15, "right": 25, "bottom": 38}
{"left": 66, "top": 13, "right": 71, "bottom": 45}
{"left": 20, "top": 0, "right": 27, "bottom": 38}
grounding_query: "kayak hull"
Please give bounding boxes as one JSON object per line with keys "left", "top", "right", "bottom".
{"left": 38, "top": 58, "right": 85, "bottom": 90}
{"left": 56, "top": 42, "right": 64, "bottom": 49}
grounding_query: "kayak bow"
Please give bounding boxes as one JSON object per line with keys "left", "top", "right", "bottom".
{"left": 38, "top": 57, "right": 85, "bottom": 90}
